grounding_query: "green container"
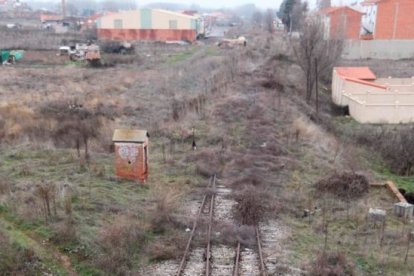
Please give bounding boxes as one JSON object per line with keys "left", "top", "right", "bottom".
{"left": 0, "top": 50, "right": 10, "bottom": 63}
{"left": 11, "top": 50, "right": 23, "bottom": 61}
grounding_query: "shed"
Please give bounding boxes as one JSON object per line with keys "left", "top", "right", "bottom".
{"left": 318, "top": 6, "right": 364, "bottom": 40}
{"left": 112, "top": 129, "right": 149, "bottom": 182}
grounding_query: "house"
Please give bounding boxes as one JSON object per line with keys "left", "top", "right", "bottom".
{"left": 96, "top": 9, "right": 203, "bottom": 42}
{"left": 112, "top": 129, "right": 149, "bottom": 183}
{"left": 361, "top": 0, "right": 414, "bottom": 39}
{"left": 332, "top": 67, "right": 414, "bottom": 124}
{"left": 318, "top": 6, "right": 364, "bottom": 40}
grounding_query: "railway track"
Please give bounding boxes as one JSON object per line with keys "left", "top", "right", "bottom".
{"left": 176, "top": 175, "right": 268, "bottom": 276}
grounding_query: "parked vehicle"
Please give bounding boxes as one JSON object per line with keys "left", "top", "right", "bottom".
{"left": 100, "top": 41, "right": 134, "bottom": 54}
{"left": 58, "top": 42, "right": 101, "bottom": 66}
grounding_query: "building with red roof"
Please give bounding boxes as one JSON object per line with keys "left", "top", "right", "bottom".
{"left": 318, "top": 6, "right": 364, "bottom": 40}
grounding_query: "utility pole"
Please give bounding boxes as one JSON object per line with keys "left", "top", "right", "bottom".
{"left": 61, "top": 0, "right": 66, "bottom": 18}
{"left": 315, "top": 58, "right": 319, "bottom": 114}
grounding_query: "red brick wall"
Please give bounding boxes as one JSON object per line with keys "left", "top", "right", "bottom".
{"left": 375, "top": 0, "right": 414, "bottom": 39}
{"left": 329, "top": 9, "right": 362, "bottom": 40}
{"left": 98, "top": 29, "right": 197, "bottom": 42}
{"left": 114, "top": 143, "right": 148, "bottom": 182}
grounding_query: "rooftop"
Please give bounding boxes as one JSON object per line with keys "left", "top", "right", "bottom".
{"left": 318, "top": 6, "right": 364, "bottom": 15}
{"left": 112, "top": 129, "right": 149, "bottom": 143}
{"left": 335, "top": 67, "right": 377, "bottom": 80}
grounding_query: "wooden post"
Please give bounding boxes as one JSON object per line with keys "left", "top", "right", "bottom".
{"left": 404, "top": 231, "right": 413, "bottom": 264}
{"left": 315, "top": 58, "right": 319, "bottom": 114}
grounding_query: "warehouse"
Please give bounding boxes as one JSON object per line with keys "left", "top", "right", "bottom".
{"left": 96, "top": 9, "right": 202, "bottom": 42}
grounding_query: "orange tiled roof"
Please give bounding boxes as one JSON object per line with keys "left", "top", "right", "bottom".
{"left": 318, "top": 6, "right": 364, "bottom": 15}
{"left": 335, "top": 67, "right": 377, "bottom": 80}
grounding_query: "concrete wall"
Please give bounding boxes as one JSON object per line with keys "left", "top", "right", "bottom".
{"left": 332, "top": 70, "right": 414, "bottom": 124}
{"left": 332, "top": 70, "right": 387, "bottom": 106}
{"left": 343, "top": 39, "right": 414, "bottom": 60}
{"left": 346, "top": 93, "right": 414, "bottom": 124}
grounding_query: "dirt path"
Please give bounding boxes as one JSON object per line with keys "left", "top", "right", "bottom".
{"left": 0, "top": 216, "right": 78, "bottom": 276}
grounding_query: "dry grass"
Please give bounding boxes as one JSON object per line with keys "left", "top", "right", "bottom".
{"left": 150, "top": 185, "right": 183, "bottom": 234}
{"left": 96, "top": 215, "right": 148, "bottom": 274}
{"left": 307, "top": 251, "right": 355, "bottom": 276}
{"left": 314, "top": 172, "right": 369, "bottom": 200}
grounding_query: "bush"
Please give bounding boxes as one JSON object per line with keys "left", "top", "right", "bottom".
{"left": 308, "top": 251, "right": 355, "bottom": 276}
{"left": 96, "top": 215, "right": 147, "bottom": 274}
{"left": 233, "top": 185, "right": 266, "bottom": 225}
{"left": 315, "top": 172, "right": 369, "bottom": 201}
{"left": 0, "top": 233, "right": 42, "bottom": 274}
{"left": 150, "top": 187, "right": 182, "bottom": 234}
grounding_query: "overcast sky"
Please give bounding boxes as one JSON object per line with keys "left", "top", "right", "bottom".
{"left": 38, "top": 0, "right": 356, "bottom": 10}
{"left": 136, "top": 0, "right": 285, "bottom": 9}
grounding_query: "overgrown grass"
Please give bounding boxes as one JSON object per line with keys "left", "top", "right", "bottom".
{"left": 168, "top": 47, "right": 198, "bottom": 64}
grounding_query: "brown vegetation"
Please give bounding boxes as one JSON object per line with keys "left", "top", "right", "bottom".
{"left": 96, "top": 215, "right": 148, "bottom": 274}
{"left": 308, "top": 251, "right": 355, "bottom": 276}
{"left": 233, "top": 185, "right": 266, "bottom": 225}
{"left": 314, "top": 172, "right": 369, "bottom": 200}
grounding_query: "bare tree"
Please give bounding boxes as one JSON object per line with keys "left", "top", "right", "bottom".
{"left": 264, "top": 9, "right": 275, "bottom": 33}
{"left": 317, "top": 0, "right": 332, "bottom": 9}
{"left": 35, "top": 181, "right": 57, "bottom": 222}
{"left": 41, "top": 100, "right": 111, "bottom": 161}
{"left": 252, "top": 10, "right": 263, "bottom": 27}
{"left": 291, "top": 18, "right": 343, "bottom": 103}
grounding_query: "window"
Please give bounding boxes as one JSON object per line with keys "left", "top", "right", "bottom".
{"left": 114, "top": 19, "right": 123, "bottom": 29}
{"left": 169, "top": 20, "right": 177, "bottom": 29}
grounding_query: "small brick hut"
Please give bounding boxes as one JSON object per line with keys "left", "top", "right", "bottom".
{"left": 112, "top": 129, "right": 149, "bottom": 182}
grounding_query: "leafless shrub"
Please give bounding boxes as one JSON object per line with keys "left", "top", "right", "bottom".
{"left": 150, "top": 187, "right": 182, "bottom": 234}
{"left": 96, "top": 215, "right": 147, "bottom": 274}
{"left": 308, "top": 251, "right": 355, "bottom": 276}
{"left": 314, "top": 172, "right": 369, "bottom": 200}
{"left": 51, "top": 220, "right": 77, "bottom": 245}
{"left": 233, "top": 185, "right": 266, "bottom": 225}
{"left": 0, "top": 178, "right": 11, "bottom": 195}
{"left": 171, "top": 94, "right": 207, "bottom": 121}
{"left": 291, "top": 18, "right": 343, "bottom": 103}
{"left": 215, "top": 223, "right": 256, "bottom": 247}
{"left": 0, "top": 232, "right": 41, "bottom": 274}
{"left": 193, "top": 149, "right": 222, "bottom": 178}
{"left": 0, "top": 103, "right": 46, "bottom": 144}
{"left": 377, "top": 127, "right": 414, "bottom": 176}
{"left": 145, "top": 231, "right": 186, "bottom": 261}
{"left": 264, "top": 9, "right": 276, "bottom": 33}
{"left": 40, "top": 99, "right": 113, "bottom": 160}
{"left": 34, "top": 180, "right": 57, "bottom": 222}
{"left": 252, "top": 10, "right": 263, "bottom": 27}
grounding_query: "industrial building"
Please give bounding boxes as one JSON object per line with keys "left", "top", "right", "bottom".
{"left": 96, "top": 9, "right": 203, "bottom": 42}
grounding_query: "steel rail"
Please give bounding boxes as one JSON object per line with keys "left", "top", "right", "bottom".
{"left": 256, "top": 226, "right": 267, "bottom": 276}
{"left": 176, "top": 176, "right": 213, "bottom": 276}
{"left": 205, "top": 174, "right": 216, "bottom": 276}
